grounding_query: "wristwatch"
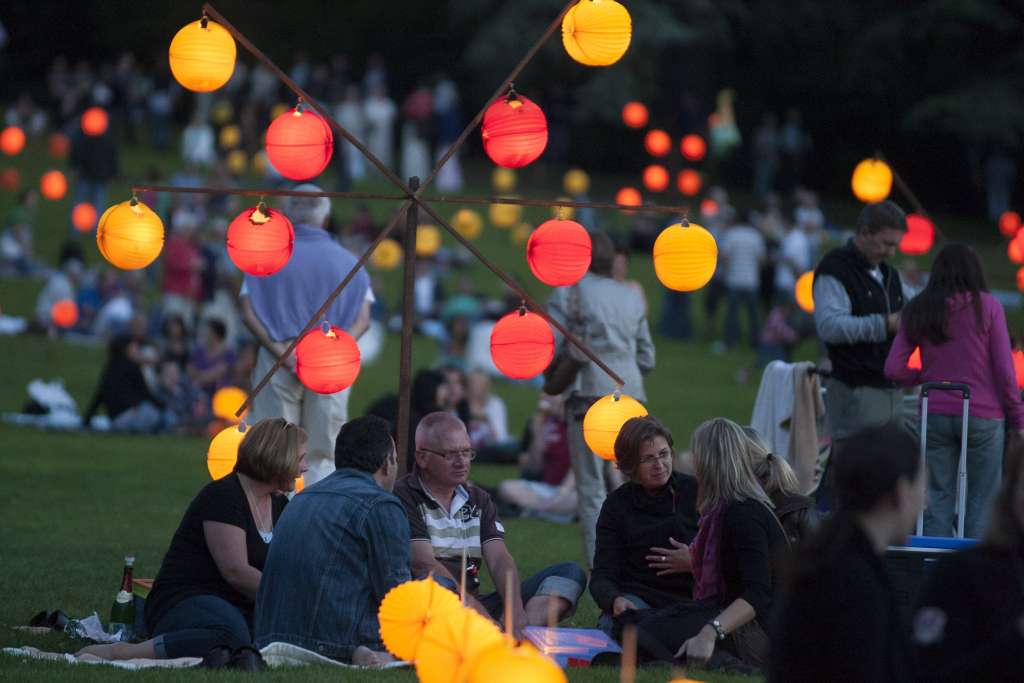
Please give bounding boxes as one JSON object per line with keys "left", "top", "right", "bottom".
{"left": 707, "top": 619, "right": 727, "bottom": 641}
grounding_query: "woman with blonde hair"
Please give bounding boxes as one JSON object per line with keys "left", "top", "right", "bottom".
{"left": 78, "top": 418, "right": 308, "bottom": 662}
{"left": 742, "top": 426, "right": 816, "bottom": 545}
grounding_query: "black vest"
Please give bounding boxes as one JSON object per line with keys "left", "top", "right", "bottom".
{"left": 815, "top": 240, "right": 904, "bottom": 388}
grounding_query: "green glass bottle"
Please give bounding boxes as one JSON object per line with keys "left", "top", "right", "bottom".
{"left": 108, "top": 555, "right": 135, "bottom": 640}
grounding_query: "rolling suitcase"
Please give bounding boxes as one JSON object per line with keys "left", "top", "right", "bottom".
{"left": 916, "top": 381, "right": 970, "bottom": 538}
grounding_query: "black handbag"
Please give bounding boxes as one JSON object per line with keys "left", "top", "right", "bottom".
{"left": 542, "top": 285, "right": 590, "bottom": 395}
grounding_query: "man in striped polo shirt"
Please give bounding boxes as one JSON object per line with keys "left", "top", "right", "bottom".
{"left": 394, "top": 412, "right": 586, "bottom": 637}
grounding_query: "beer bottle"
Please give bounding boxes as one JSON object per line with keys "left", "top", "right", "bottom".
{"left": 108, "top": 555, "right": 135, "bottom": 639}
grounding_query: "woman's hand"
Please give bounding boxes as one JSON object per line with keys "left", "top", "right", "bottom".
{"left": 612, "top": 596, "right": 638, "bottom": 616}
{"left": 675, "top": 624, "right": 717, "bottom": 665}
{"left": 646, "top": 537, "right": 691, "bottom": 576}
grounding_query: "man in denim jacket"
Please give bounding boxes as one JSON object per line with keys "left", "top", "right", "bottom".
{"left": 254, "top": 416, "right": 409, "bottom": 666}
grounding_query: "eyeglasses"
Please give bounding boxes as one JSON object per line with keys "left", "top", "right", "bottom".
{"left": 420, "top": 447, "right": 476, "bottom": 463}
{"left": 638, "top": 451, "right": 673, "bottom": 467}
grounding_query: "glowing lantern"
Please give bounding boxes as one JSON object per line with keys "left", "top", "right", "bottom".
{"left": 794, "top": 271, "right": 815, "bottom": 313}
{"left": 564, "top": 168, "right": 590, "bottom": 195}
{"left": 583, "top": 392, "right": 648, "bottom": 460}
{"left": 415, "top": 608, "right": 504, "bottom": 683}
{"left": 680, "top": 134, "right": 707, "bottom": 161}
{"left": 511, "top": 223, "right": 532, "bottom": 245}
{"left": 1, "top": 126, "right": 25, "bottom": 155}
{"left": 700, "top": 198, "right": 719, "bottom": 218}
{"left": 490, "top": 309, "right": 555, "bottom": 380}
{"left": 482, "top": 91, "right": 548, "bottom": 169}
{"left": 39, "top": 170, "right": 68, "bottom": 201}
{"left": 294, "top": 476, "right": 305, "bottom": 492}
{"left": 492, "top": 167, "right": 516, "bottom": 192}
{"left": 908, "top": 347, "right": 922, "bottom": 371}
{"left": 527, "top": 220, "right": 592, "bottom": 286}
{"left": 644, "top": 129, "right": 671, "bottom": 157}
{"left": 295, "top": 325, "right": 361, "bottom": 394}
{"left": 899, "top": 214, "right": 934, "bottom": 256}
{"left": 643, "top": 165, "right": 669, "bottom": 192}
{"left": 50, "top": 299, "right": 78, "bottom": 329}
{"left": 1013, "top": 350, "right": 1024, "bottom": 390}
{"left": 1017, "top": 267, "right": 1024, "bottom": 292}
{"left": 417, "top": 224, "right": 442, "bottom": 256}
{"left": 1000, "top": 211, "right": 1022, "bottom": 238}
{"left": 561, "top": 0, "right": 632, "bottom": 67}
{"left": 851, "top": 159, "right": 893, "bottom": 203}
{"left": 467, "top": 642, "right": 566, "bottom": 683}
{"left": 71, "top": 203, "right": 97, "bottom": 232}
{"left": 212, "top": 386, "right": 248, "bottom": 422}
{"left": 226, "top": 149, "right": 248, "bottom": 175}
{"left": 453, "top": 209, "right": 483, "bottom": 240}
{"left": 265, "top": 105, "right": 334, "bottom": 181}
{"left": 81, "top": 107, "right": 109, "bottom": 137}
{"left": 208, "top": 424, "right": 245, "bottom": 480}
{"left": 653, "top": 221, "right": 717, "bottom": 291}
{"left": 372, "top": 238, "right": 403, "bottom": 270}
{"left": 677, "top": 169, "right": 702, "bottom": 196}
{"left": 219, "top": 124, "right": 241, "bottom": 149}
{"left": 168, "top": 17, "right": 237, "bottom": 92}
{"left": 489, "top": 201, "right": 522, "bottom": 228}
{"left": 1010, "top": 239, "right": 1024, "bottom": 265}
{"left": 615, "top": 187, "right": 642, "bottom": 209}
{"left": 621, "top": 102, "right": 648, "bottom": 129}
{"left": 378, "top": 577, "right": 462, "bottom": 662}
{"left": 48, "top": 133, "right": 70, "bottom": 159}
{"left": 226, "top": 204, "right": 295, "bottom": 276}
{"left": 0, "top": 168, "right": 20, "bottom": 191}
{"left": 96, "top": 198, "right": 165, "bottom": 270}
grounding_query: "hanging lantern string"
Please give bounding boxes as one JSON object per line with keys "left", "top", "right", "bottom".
{"left": 131, "top": 183, "right": 408, "bottom": 203}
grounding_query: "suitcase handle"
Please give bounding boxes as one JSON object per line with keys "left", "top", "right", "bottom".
{"left": 920, "top": 381, "right": 970, "bottom": 399}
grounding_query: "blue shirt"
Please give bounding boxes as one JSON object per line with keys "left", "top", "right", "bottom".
{"left": 243, "top": 224, "right": 370, "bottom": 342}
{"left": 253, "top": 468, "right": 411, "bottom": 661}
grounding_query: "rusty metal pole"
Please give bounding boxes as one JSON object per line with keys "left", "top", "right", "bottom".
{"left": 395, "top": 177, "right": 420, "bottom": 476}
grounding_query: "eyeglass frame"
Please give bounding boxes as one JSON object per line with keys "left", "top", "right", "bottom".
{"left": 637, "top": 450, "right": 673, "bottom": 467}
{"left": 418, "top": 447, "right": 477, "bottom": 463}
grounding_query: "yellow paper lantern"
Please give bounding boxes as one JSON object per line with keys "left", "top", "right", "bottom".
{"left": 564, "top": 168, "right": 590, "bottom": 196}
{"left": 168, "top": 18, "right": 237, "bottom": 93}
{"left": 794, "top": 271, "right": 815, "bottom": 313}
{"left": 378, "top": 577, "right": 462, "bottom": 662}
{"left": 492, "top": 167, "right": 516, "bottom": 193}
{"left": 226, "top": 149, "right": 248, "bottom": 175}
{"left": 583, "top": 393, "right": 648, "bottom": 460}
{"left": 207, "top": 424, "right": 246, "bottom": 479}
{"left": 415, "top": 608, "right": 504, "bottom": 683}
{"left": 96, "top": 199, "right": 165, "bottom": 270}
{"left": 372, "top": 238, "right": 403, "bottom": 270}
{"left": 511, "top": 222, "right": 532, "bottom": 245}
{"left": 551, "top": 197, "right": 576, "bottom": 220}
{"left": 490, "top": 201, "right": 522, "bottom": 228}
{"left": 212, "top": 386, "right": 247, "bottom": 423}
{"left": 219, "top": 124, "right": 241, "bottom": 150}
{"left": 467, "top": 642, "right": 566, "bottom": 683}
{"left": 652, "top": 221, "right": 718, "bottom": 292}
{"left": 453, "top": 209, "right": 484, "bottom": 240}
{"left": 417, "top": 224, "right": 442, "bottom": 257}
{"left": 851, "top": 159, "right": 893, "bottom": 203}
{"left": 562, "top": 0, "right": 632, "bottom": 67}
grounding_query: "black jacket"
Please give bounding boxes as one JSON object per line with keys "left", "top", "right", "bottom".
{"left": 590, "top": 472, "right": 699, "bottom": 613}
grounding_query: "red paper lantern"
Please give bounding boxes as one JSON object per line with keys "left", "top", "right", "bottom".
{"left": 265, "top": 106, "right": 334, "bottom": 181}
{"left": 226, "top": 204, "right": 295, "bottom": 276}
{"left": 51, "top": 299, "right": 78, "bottom": 328}
{"left": 1013, "top": 350, "right": 1024, "bottom": 390}
{"left": 81, "top": 107, "right": 109, "bottom": 136}
{"left": 48, "top": 133, "right": 70, "bottom": 159}
{"left": 0, "top": 167, "right": 20, "bottom": 192}
{"left": 642, "top": 164, "right": 669, "bottom": 192}
{"left": 490, "top": 310, "right": 555, "bottom": 380}
{"left": 621, "top": 102, "right": 648, "bottom": 129}
{"left": 1010, "top": 239, "right": 1024, "bottom": 265}
{"left": 700, "top": 198, "right": 719, "bottom": 217}
{"left": 644, "top": 129, "right": 671, "bottom": 157}
{"left": 526, "top": 219, "right": 592, "bottom": 287}
{"left": 1000, "top": 211, "right": 1022, "bottom": 238}
{"left": 680, "top": 134, "right": 707, "bottom": 161}
{"left": 481, "top": 92, "right": 548, "bottom": 169}
{"left": 1017, "top": 267, "right": 1024, "bottom": 292}
{"left": 295, "top": 325, "right": 361, "bottom": 394}
{"left": 899, "top": 213, "right": 934, "bottom": 256}
{"left": 72, "top": 203, "right": 98, "bottom": 232}
{"left": 1, "top": 126, "right": 26, "bottom": 155}
{"left": 908, "top": 346, "right": 922, "bottom": 371}
{"left": 616, "top": 187, "right": 642, "bottom": 208}
{"left": 677, "top": 169, "right": 701, "bottom": 196}
{"left": 40, "top": 170, "right": 68, "bottom": 200}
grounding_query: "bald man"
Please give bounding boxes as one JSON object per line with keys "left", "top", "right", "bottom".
{"left": 393, "top": 412, "right": 586, "bottom": 637}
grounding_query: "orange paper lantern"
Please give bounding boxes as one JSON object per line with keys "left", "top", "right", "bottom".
{"left": 371, "top": 238, "right": 403, "bottom": 270}
{"left": 615, "top": 187, "right": 642, "bottom": 209}
{"left": 794, "top": 271, "right": 815, "bottom": 313}
{"left": 621, "top": 102, "right": 648, "bottom": 129}
{"left": 265, "top": 106, "right": 334, "bottom": 181}
{"left": 561, "top": 0, "right": 632, "bottom": 67}
{"left": 48, "top": 133, "right": 70, "bottom": 159}
{"left": 295, "top": 325, "right": 361, "bottom": 394}
{"left": 527, "top": 219, "right": 592, "bottom": 286}
{"left": 417, "top": 224, "right": 443, "bottom": 256}
{"left": 908, "top": 346, "right": 922, "bottom": 371}
{"left": 0, "top": 126, "right": 26, "bottom": 155}
{"left": 50, "top": 299, "right": 78, "bottom": 329}
{"left": 453, "top": 209, "right": 484, "bottom": 240}
{"left": 0, "top": 167, "right": 20, "bottom": 192}
{"left": 467, "top": 642, "right": 566, "bottom": 683}
{"left": 851, "top": 158, "right": 893, "bottom": 203}
{"left": 700, "top": 198, "right": 720, "bottom": 217}
{"left": 644, "top": 129, "right": 671, "bottom": 157}
{"left": 169, "top": 17, "right": 237, "bottom": 92}
{"left": 653, "top": 221, "right": 718, "bottom": 291}
{"left": 676, "top": 169, "right": 702, "bottom": 196}
{"left": 81, "top": 107, "right": 109, "bottom": 136}
{"left": 490, "top": 310, "right": 555, "bottom": 380}
{"left": 680, "top": 134, "right": 707, "bottom": 161}
{"left": 211, "top": 386, "right": 248, "bottom": 423}
{"left": 227, "top": 204, "right": 295, "bottom": 276}
{"left": 583, "top": 392, "right": 649, "bottom": 460}
{"left": 208, "top": 424, "right": 246, "bottom": 480}
{"left": 899, "top": 213, "right": 934, "bottom": 256}
{"left": 643, "top": 164, "right": 669, "bottom": 192}
{"left": 96, "top": 198, "right": 165, "bottom": 270}
{"left": 378, "top": 577, "right": 462, "bottom": 662}
{"left": 1013, "top": 350, "right": 1024, "bottom": 390}
{"left": 415, "top": 608, "right": 504, "bottom": 683}
{"left": 482, "top": 92, "right": 548, "bottom": 169}
{"left": 71, "top": 203, "right": 98, "bottom": 232}
{"left": 39, "top": 170, "right": 68, "bottom": 200}
{"left": 1000, "top": 211, "right": 1022, "bottom": 238}
{"left": 1010, "top": 239, "right": 1024, "bottom": 265}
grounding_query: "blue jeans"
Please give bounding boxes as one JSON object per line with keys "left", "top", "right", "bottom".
{"left": 152, "top": 595, "right": 252, "bottom": 659}
{"left": 596, "top": 593, "right": 650, "bottom": 637}
{"left": 923, "top": 414, "right": 1004, "bottom": 538}
{"left": 435, "top": 562, "right": 587, "bottom": 620}
{"left": 724, "top": 287, "right": 759, "bottom": 348}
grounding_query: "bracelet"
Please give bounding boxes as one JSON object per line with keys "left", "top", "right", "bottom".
{"left": 706, "top": 619, "right": 727, "bottom": 641}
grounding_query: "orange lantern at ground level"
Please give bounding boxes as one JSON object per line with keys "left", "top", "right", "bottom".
{"left": 72, "top": 203, "right": 98, "bottom": 232}
{"left": 653, "top": 221, "right": 717, "bottom": 291}
{"left": 621, "top": 102, "right": 648, "bottom": 129}
{"left": 1, "top": 126, "right": 26, "bottom": 155}
{"left": 371, "top": 238, "right": 402, "bottom": 270}
{"left": 899, "top": 214, "right": 934, "bottom": 256}
{"left": 680, "top": 134, "right": 707, "bottom": 161}
{"left": 561, "top": 0, "right": 632, "bottom": 67}
{"left": 467, "top": 641, "right": 566, "bottom": 683}
{"left": 490, "top": 309, "right": 555, "bottom": 380}
{"left": 415, "top": 607, "right": 504, "bottom": 683}
{"left": 794, "top": 271, "right": 815, "bottom": 313}
{"left": 908, "top": 346, "right": 922, "bottom": 371}
{"left": 50, "top": 299, "right": 78, "bottom": 328}
{"left": 48, "top": 132, "right": 70, "bottom": 159}
{"left": 97, "top": 198, "right": 165, "bottom": 270}
{"left": 851, "top": 158, "right": 893, "bottom": 203}
{"left": 482, "top": 92, "right": 548, "bottom": 169}
{"left": 169, "top": 17, "right": 237, "bottom": 92}
{"left": 583, "top": 392, "right": 649, "bottom": 460}
{"left": 1010, "top": 239, "right": 1024, "bottom": 265}
{"left": 527, "top": 219, "right": 592, "bottom": 287}
{"left": 643, "top": 164, "right": 669, "bottom": 192}
{"left": 208, "top": 424, "right": 246, "bottom": 480}
{"left": 212, "top": 386, "right": 248, "bottom": 423}
{"left": 644, "top": 129, "right": 671, "bottom": 157}
{"left": 676, "top": 169, "right": 701, "bottom": 196}
{"left": 1000, "top": 211, "right": 1022, "bottom": 238}
{"left": 615, "top": 187, "right": 642, "bottom": 209}
{"left": 452, "top": 209, "right": 483, "bottom": 240}
{"left": 378, "top": 577, "right": 462, "bottom": 662}
{"left": 81, "top": 107, "right": 109, "bottom": 136}
{"left": 227, "top": 204, "right": 295, "bottom": 276}
{"left": 40, "top": 170, "right": 68, "bottom": 200}
{"left": 265, "top": 106, "right": 334, "bottom": 181}
{"left": 295, "top": 325, "right": 361, "bottom": 394}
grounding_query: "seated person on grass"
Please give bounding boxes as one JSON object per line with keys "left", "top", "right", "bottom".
{"left": 78, "top": 418, "right": 307, "bottom": 660}
{"left": 254, "top": 416, "right": 409, "bottom": 667}
{"left": 394, "top": 412, "right": 587, "bottom": 638}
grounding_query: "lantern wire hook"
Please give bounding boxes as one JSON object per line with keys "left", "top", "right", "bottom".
{"left": 200, "top": 9, "right": 209, "bottom": 29}
{"left": 517, "top": 301, "right": 527, "bottom": 316}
